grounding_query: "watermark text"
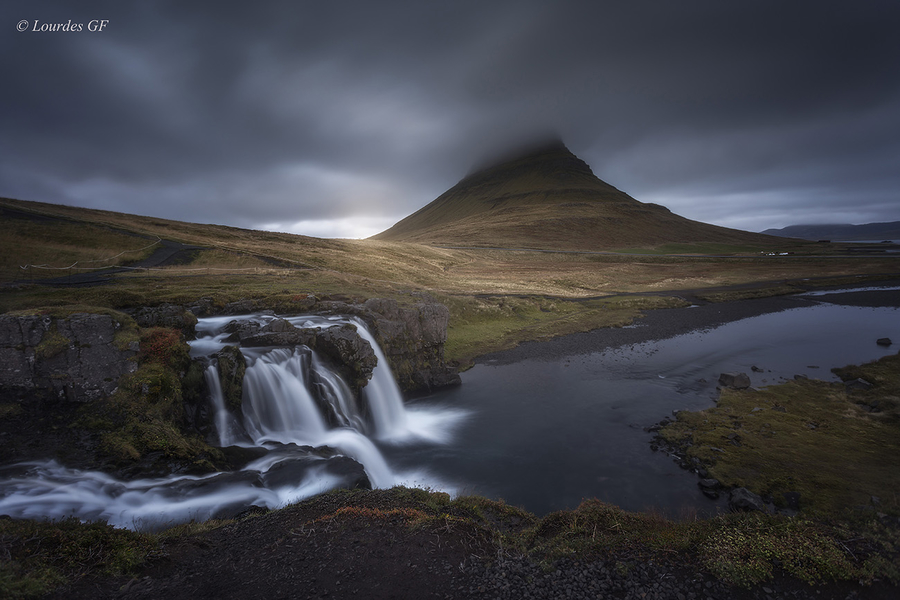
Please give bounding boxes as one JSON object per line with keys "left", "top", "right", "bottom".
{"left": 17, "top": 19, "right": 109, "bottom": 33}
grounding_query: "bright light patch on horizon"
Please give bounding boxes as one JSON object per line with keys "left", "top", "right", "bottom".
{"left": 257, "top": 215, "right": 401, "bottom": 239}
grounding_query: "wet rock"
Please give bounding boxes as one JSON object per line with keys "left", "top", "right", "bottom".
{"left": 223, "top": 298, "right": 263, "bottom": 315}
{"left": 223, "top": 318, "right": 262, "bottom": 342}
{"left": 729, "top": 487, "right": 768, "bottom": 513}
{"left": 192, "top": 296, "right": 459, "bottom": 394}
{"left": 718, "top": 372, "right": 751, "bottom": 389}
{"left": 845, "top": 378, "right": 874, "bottom": 391}
{"left": 314, "top": 324, "right": 378, "bottom": 390}
{"left": 360, "top": 298, "right": 460, "bottom": 393}
{"left": 261, "top": 318, "right": 296, "bottom": 333}
{"left": 261, "top": 454, "right": 371, "bottom": 492}
{"left": 876, "top": 337, "right": 892, "bottom": 346}
{"left": 239, "top": 325, "right": 316, "bottom": 348}
{"left": 214, "top": 346, "right": 246, "bottom": 414}
{"left": 218, "top": 445, "right": 269, "bottom": 470}
{"left": 240, "top": 323, "right": 376, "bottom": 392}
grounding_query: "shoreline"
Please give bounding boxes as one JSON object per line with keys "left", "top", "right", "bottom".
{"left": 476, "top": 280, "right": 900, "bottom": 366}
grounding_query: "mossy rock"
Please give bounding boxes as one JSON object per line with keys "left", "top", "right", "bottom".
{"left": 214, "top": 345, "right": 246, "bottom": 414}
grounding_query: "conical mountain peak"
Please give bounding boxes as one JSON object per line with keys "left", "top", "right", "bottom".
{"left": 373, "top": 140, "right": 772, "bottom": 250}
{"left": 459, "top": 138, "right": 596, "bottom": 187}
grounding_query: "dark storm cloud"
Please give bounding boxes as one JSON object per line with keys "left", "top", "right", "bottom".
{"left": 2, "top": 1, "right": 899, "bottom": 237}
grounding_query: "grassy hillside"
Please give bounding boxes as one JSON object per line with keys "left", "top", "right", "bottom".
{"left": 2, "top": 195, "right": 899, "bottom": 365}
{"left": 373, "top": 140, "right": 781, "bottom": 250}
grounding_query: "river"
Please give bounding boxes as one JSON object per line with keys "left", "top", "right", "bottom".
{"left": 0, "top": 287, "right": 897, "bottom": 527}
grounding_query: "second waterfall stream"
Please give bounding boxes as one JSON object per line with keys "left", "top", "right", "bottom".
{"left": 0, "top": 313, "right": 468, "bottom": 529}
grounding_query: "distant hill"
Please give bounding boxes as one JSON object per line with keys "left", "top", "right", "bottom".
{"left": 372, "top": 140, "right": 778, "bottom": 250}
{"left": 761, "top": 222, "right": 900, "bottom": 241}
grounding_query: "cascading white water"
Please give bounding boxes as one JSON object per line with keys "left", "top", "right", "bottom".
{"left": 0, "top": 313, "right": 467, "bottom": 528}
{"left": 241, "top": 348, "right": 329, "bottom": 444}
{"left": 235, "top": 344, "right": 393, "bottom": 488}
{"left": 353, "top": 319, "right": 409, "bottom": 440}
{"left": 204, "top": 365, "right": 242, "bottom": 447}
{"left": 310, "top": 353, "right": 367, "bottom": 431}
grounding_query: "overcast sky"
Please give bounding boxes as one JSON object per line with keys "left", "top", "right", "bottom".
{"left": 2, "top": 1, "right": 899, "bottom": 238}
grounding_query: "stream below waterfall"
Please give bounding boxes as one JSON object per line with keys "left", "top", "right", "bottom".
{"left": 0, "top": 288, "right": 898, "bottom": 528}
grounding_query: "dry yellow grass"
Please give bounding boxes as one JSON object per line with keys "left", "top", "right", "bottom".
{"left": 2, "top": 195, "right": 899, "bottom": 361}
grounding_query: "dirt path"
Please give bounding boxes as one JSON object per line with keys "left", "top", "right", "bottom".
{"left": 27, "top": 239, "right": 206, "bottom": 287}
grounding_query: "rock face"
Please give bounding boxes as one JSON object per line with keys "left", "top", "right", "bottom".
{"left": 359, "top": 298, "right": 461, "bottom": 393}
{"left": 126, "top": 304, "right": 198, "bottom": 338}
{"left": 718, "top": 372, "right": 751, "bottom": 389}
{"left": 239, "top": 321, "right": 378, "bottom": 391}
{"left": 1, "top": 296, "right": 458, "bottom": 407}
{"left": 214, "top": 345, "right": 246, "bottom": 413}
{"left": 235, "top": 296, "right": 460, "bottom": 393}
{"left": 0, "top": 313, "right": 139, "bottom": 402}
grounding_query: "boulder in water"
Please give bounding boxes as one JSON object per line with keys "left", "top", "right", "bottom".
{"left": 718, "top": 372, "right": 751, "bottom": 389}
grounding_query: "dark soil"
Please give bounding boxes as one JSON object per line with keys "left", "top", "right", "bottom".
{"left": 45, "top": 489, "right": 898, "bottom": 600}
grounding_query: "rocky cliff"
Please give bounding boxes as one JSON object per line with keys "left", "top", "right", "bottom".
{"left": 0, "top": 296, "right": 458, "bottom": 409}
{"left": 0, "top": 312, "right": 139, "bottom": 403}
{"left": 189, "top": 294, "right": 460, "bottom": 394}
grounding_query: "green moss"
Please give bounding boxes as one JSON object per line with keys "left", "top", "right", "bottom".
{"left": 214, "top": 345, "right": 246, "bottom": 413}
{"left": 696, "top": 285, "right": 802, "bottom": 303}
{"left": 659, "top": 353, "right": 900, "bottom": 517}
{"left": 74, "top": 332, "right": 222, "bottom": 469}
{"left": 697, "top": 514, "right": 859, "bottom": 587}
{"left": 0, "top": 403, "right": 24, "bottom": 418}
{"left": 181, "top": 361, "right": 207, "bottom": 408}
{"left": 0, "top": 518, "right": 155, "bottom": 599}
{"left": 441, "top": 294, "right": 687, "bottom": 366}
{"left": 34, "top": 325, "right": 69, "bottom": 359}
{"left": 139, "top": 327, "right": 191, "bottom": 372}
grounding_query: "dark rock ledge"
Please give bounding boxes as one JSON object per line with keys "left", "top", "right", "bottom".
{"left": 188, "top": 294, "right": 461, "bottom": 394}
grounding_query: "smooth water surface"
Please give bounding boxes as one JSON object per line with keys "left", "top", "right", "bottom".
{"left": 385, "top": 301, "right": 900, "bottom": 516}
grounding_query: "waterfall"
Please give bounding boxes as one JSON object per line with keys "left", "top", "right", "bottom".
{"left": 353, "top": 319, "right": 409, "bottom": 441}
{"left": 310, "top": 353, "right": 367, "bottom": 431}
{"left": 204, "top": 365, "right": 242, "bottom": 447}
{"left": 241, "top": 348, "right": 329, "bottom": 444}
{"left": 0, "top": 313, "right": 467, "bottom": 529}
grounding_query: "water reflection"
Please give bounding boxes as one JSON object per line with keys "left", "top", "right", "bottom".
{"left": 388, "top": 302, "right": 899, "bottom": 517}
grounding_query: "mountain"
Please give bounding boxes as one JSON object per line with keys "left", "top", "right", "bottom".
{"left": 761, "top": 222, "right": 900, "bottom": 241}
{"left": 372, "top": 140, "right": 776, "bottom": 250}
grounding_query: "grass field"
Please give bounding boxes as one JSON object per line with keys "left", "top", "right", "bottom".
{"left": 3, "top": 196, "right": 899, "bottom": 362}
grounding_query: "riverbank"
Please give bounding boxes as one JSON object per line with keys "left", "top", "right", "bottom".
{"left": 476, "top": 280, "right": 900, "bottom": 366}
{"left": 2, "top": 283, "right": 899, "bottom": 598}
